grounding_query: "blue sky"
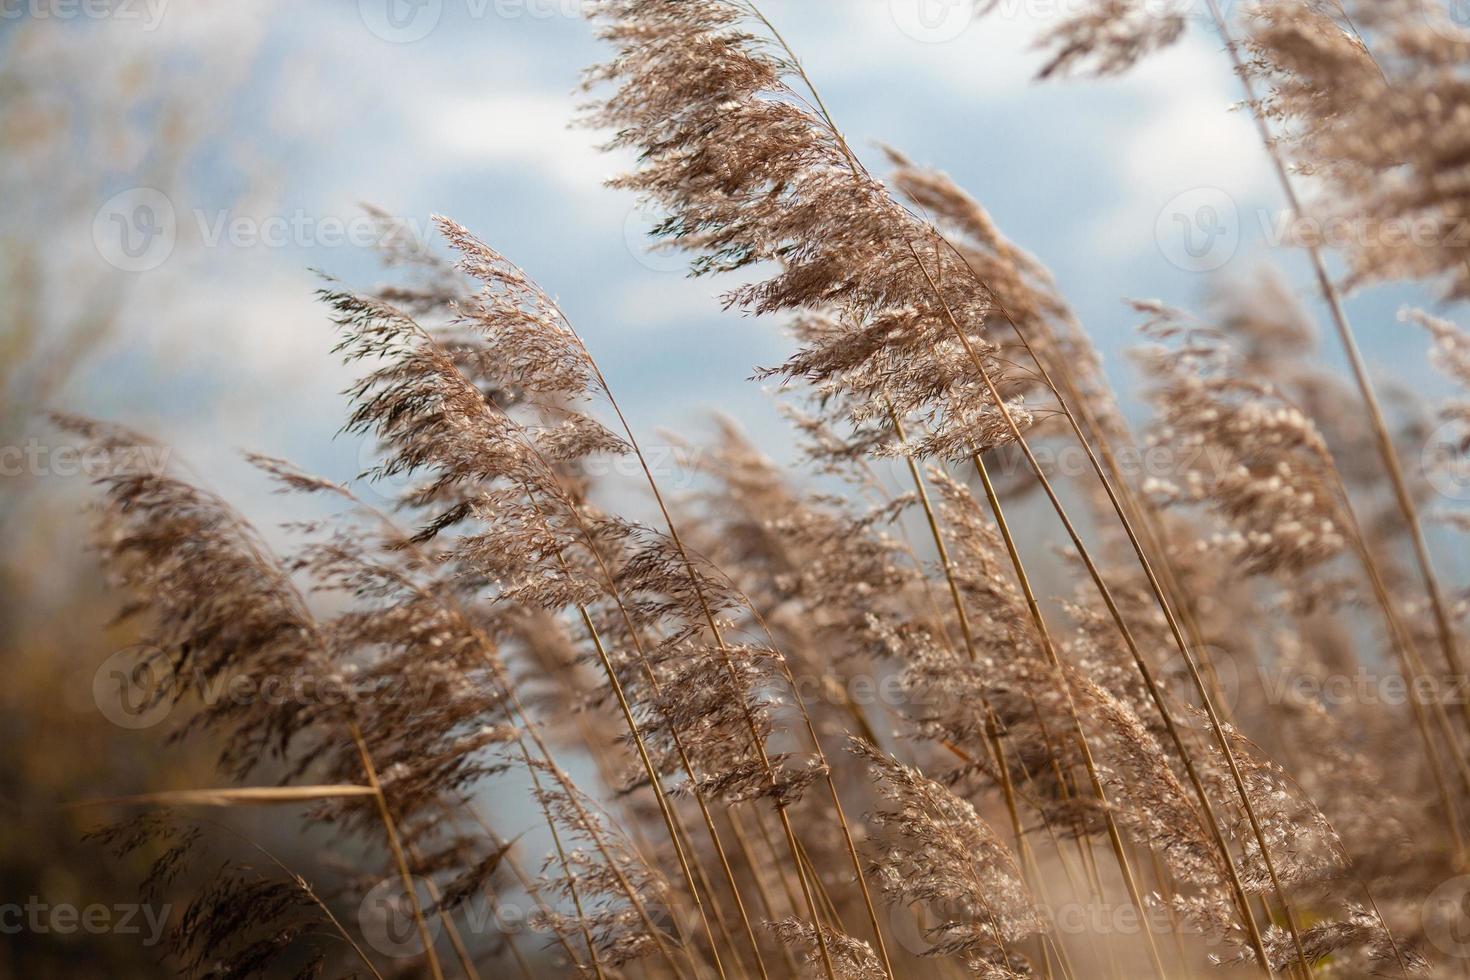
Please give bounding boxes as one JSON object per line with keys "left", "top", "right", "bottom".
{"left": 10, "top": 0, "right": 1470, "bottom": 943}
{"left": 18, "top": 0, "right": 1466, "bottom": 536}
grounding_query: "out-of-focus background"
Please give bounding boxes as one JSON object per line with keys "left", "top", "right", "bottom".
{"left": 2, "top": 0, "right": 1465, "bottom": 974}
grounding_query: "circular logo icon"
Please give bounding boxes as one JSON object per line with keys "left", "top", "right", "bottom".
{"left": 887, "top": 896, "right": 932, "bottom": 955}
{"left": 355, "top": 435, "right": 418, "bottom": 506}
{"left": 359, "top": 0, "right": 443, "bottom": 43}
{"left": 1155, "top": 186, "right": 1239, "bottom": 273}
{"left": 1423, "top": 419, "right": 1470, "bottom": 502}
{"left": 1192, "top": 644, "right": 1242, "bottom": 718}
{"left": 93, "top": 644, "right": 175, "bottom": 730}
{"left": 92, "top": 188, "right": 176, "bottom": 273}
{"left": 889, "top": 0, "right": 973, "bottom": 43}
{"left": 360, "top": 876, "right": 443, "bottom": 958}
{"left": 1425, "top": 874, "right": 1470, "bottom": 958}
{"left": 1422, "top": 0, "right": 1470, "bottom": 39}
{"left": 622, "top": 202, "right": 688, "bottom": 274}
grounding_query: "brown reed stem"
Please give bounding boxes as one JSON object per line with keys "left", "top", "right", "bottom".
{"left": 574, "top": 342, "right": 890, "bottom": 980}
{"left": 969, "top": 451, "right": 1171, "bottom": 980}
{"left": 351, "top": 723, "right": 447, "bottom": 980}
{"left": 1204, "top": 0, "right": 1470, "bottom": 750}
{"left": 734, "top": 7, "right": 1254, "bottom": 970}
{"left": 341, "top": 489, "right": 649, "bottom": 978}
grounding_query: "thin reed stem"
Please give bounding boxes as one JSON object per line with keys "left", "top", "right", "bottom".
{"left": 1204, "top": 0, "right": 1470, "bottom": 750}
{"left": 351, "top": 723, "right": 448, "bottom": 980}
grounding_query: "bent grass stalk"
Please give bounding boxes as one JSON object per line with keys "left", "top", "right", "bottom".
{"left": 880, "top": 171, "right": 1318, "bottom": 972}
{"left": 317, "top": 487, "right": 610, "bottom": 979}
{"left": 481, "top": 251, "right": 896, "bottom": 979}
{"left": 460, "top": 804, "right": 591, "bottom": 976}
{"left": 738, "top": 6, "right": 1255, "bottom": 974}
{"left": 926, "top": 245, "right": 1281, "bottom": 976}
{"left": 968, "top": 450, "right": 1172, "bottom": 979}
{"left": 734, "top": 9, "right": 1184, "bottom": 974}
{"left": 590, "top": 356, "right": 883, "bottom": 980}
{"left": 320, "top": 463, "right": 673, "bottom": 977}
{"left": 888, "top": 406, "right": 1060, "bottom": 977}
{"left": 495, "top": 395, "right": 780, "bottom": 979}
{"left": 1204, "top": 0, "right": 1470, "bottom": 752}
{"left": 350, "top": 724, "right": 448, "bottom": 980}
{"left": 557, "top": 497, "right": 774, "bottom": 980}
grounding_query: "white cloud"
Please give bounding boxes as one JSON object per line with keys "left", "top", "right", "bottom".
{"left": 611, "top": 276, "right": 728, "bottom": 332}
{"left": 1081, "top": 34, "right": 1276, "bottom": 262}
{"left": 801, "top": 0, "right": 1044, "bottom": 95}
{"left": 417, "top": 92, "right": 633, "bottom": 197}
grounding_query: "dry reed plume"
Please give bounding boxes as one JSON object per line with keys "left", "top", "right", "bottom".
{"left": 54, "top": 1, "right": 1470, "bottom": 977}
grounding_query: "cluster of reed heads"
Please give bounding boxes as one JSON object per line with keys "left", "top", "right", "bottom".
{"left": 63, "top": 1, "right": 1470, "bottom": 977}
